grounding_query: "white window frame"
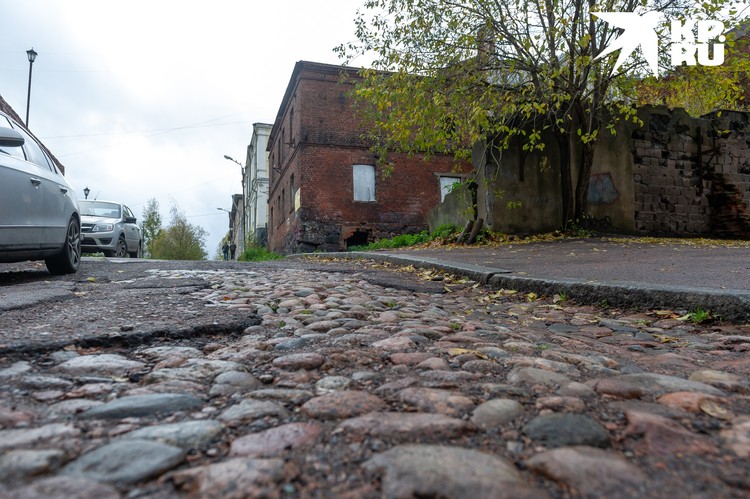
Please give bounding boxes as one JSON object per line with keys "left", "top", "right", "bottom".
{"left": 353, "top": 164, "right": 376, "bottom": 202}
{"left": 439, "top": 176, "right": 462, "bottom": 202}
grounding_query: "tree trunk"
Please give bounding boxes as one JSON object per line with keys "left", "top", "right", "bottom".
{"left": 557, "top": 132, "right": 574, "bottom": 228}
{"left": 467, "top": 218, "right": 484, "bottom": 244}
{"left": 456, "top": 220, "right": 474, "bottom": 243}
{"left": 573, "top": 141, "right": 596, "bottom": 221}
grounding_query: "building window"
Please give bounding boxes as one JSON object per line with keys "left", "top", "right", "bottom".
{"left": 277, "top": 195, "right": 282, "bottom": 226}
{"left": 353, "top": 164, "right": 375, "bottom": 202}
{"left": 289, "top": 108, "right": 294, "bottom": 145}
{"left": 439, "top": 176, "right": 462, "bottom": 202}
{"left": 289, "top": 174, "right": 295, "bottom": 212}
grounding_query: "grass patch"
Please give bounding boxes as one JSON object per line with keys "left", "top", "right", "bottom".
{"left": 239, "top": 245, "right": 284, "bottom": 262}
{"left": 684, "top": 307, "right": 713, "bottom": 324}
{"left": 349, "top": 225, "right": 459, "bottom": 251}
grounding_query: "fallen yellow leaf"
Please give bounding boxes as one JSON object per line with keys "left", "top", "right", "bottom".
{"left": 699, "top": 399, "right": 733, "bottom": 420}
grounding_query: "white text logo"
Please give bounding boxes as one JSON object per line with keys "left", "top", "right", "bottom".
{"left": 593, "top": 11, "right": 726, "bottom": 77}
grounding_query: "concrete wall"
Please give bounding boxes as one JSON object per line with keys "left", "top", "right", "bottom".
{"left": 428, "top": 182, "right": 476, "bottom": 230}
{"left": 478, "top": 131, "right": 565, "bottom": 233}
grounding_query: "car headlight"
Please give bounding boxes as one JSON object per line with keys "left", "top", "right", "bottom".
{"left": 91, "top": 223, "right": 114, "bottom": 233}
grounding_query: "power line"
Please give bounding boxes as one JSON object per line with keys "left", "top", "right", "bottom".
{"left": 40, "top": 118, "right": 250, "bottom": 140}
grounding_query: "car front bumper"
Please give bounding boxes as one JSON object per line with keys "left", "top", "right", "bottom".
{"left": 81, "top": 225, "right": 118, "bottom": 252}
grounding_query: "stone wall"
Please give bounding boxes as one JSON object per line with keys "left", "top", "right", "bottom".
{"left": 631, "top": 108, "right": 750, "bottom": 237}
{"left": 455, "top": 106, "right": 750, "bottom": 239}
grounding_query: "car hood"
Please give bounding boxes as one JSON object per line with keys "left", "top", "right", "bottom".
{"left": 81, "top": 215, "right": 118, "bottom": 223}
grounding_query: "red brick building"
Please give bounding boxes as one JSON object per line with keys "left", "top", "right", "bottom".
{"left": 267, "top": 61, "right": 471, "bottom": 254}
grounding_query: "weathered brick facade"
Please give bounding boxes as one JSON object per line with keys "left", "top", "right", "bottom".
{"left": 631, "top": 108, "right": 750, "bottom": 237}
{"left": 267, "top": 61, "right": 470, "bottom": 254}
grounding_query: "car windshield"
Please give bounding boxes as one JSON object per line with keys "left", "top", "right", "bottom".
{"left": 79, "top": 201, "right": 121, "bottom": 218}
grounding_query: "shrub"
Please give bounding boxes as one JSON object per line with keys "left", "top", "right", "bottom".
{"left": 349, "top": 224, "right": 458, "bottom": 251}
{"left": 239, "top": 245, "right": 284, "bottom": 261}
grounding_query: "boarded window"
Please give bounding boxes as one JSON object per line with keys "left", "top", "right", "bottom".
{"left": 439, "top": 176, "right": 461, "bottom": 201}
{"left": 353, "top": 164, "right": 375, "bottom": 202}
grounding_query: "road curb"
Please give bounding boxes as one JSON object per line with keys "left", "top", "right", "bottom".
{"left": 294, "top": 252, "right": 750, "bottom": 323}
{"left": 487, "top": 274, "right": 750, "bottom": 323}
{"left": 294, "top": 251, "right": 510, "bottom": 284}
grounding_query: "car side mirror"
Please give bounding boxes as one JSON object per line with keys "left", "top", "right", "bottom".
{"left": 0, "top": 127, "right": 24, "bottom": 148}
{"left": 125, "top": 216, "right": 137, "bottom": 224}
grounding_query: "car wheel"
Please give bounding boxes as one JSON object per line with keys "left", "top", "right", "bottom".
{"left": 114, "top": 236, "right": 128, "bottom": 258}
{"left": 45, "top": 216, "right": 81, "bottom": 275}
{"left": 129, "top": 241, "right": 142, "bottom": 259}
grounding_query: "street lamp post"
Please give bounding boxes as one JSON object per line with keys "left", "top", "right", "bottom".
{"left": 223, "top": 154, "right": 243, "bottom": 168}
{"left": 223, "top": 154, "right": 246, "bottom": 251}
{"left": 25, "top": 48, "right": 37, "bottom": 128}
{"left": 83, "top": 187, "right": 90, "bottom": 199}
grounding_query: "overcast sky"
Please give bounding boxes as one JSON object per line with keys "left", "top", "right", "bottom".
{"left": 0, "top": 0, "right": 369, "bottom": 257}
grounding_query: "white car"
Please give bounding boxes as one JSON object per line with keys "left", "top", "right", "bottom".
{"left": 79, "top": 200, "right": 142, "bottom": 258}
{"left": 0, "top": 111, "right": 81, "bottom": 274}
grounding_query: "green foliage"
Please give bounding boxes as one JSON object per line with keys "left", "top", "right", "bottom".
{"left": 350, "top": 231, "right": 431, "bottom": 250}
{"left": 150, "top": 205, "right": 207, "bottom": 260}
{"left": 565, "top": 220, "right": 596, "bottom": 238}
{"left": 349, "top": 225, "right": 458, "bottom": 251}
{"left": 686, "top": 307, "right": 713, "bottom": 324}
{"left": 635, "top": 19, "right": 750, "bottom": 116}
{"left": 140, "top": 198, "right": 162, "bottom": 259}
{"left": 431, "top": 224, "right": 459, "bottom": 239}
{"left": 554, "top": 292, "right": 569, "bottom": 304}
{"left": 239, "top": 244, "right": 284, "bottom": 262}
{"left": 472, "top": 227, "right": 495, "bottom": 244}
{"left": 338, "top": 0, "right": 738, "bottom": 225}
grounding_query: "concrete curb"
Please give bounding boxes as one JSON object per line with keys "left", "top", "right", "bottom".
{"left": 292, "top": 251, "right": 750, "bottom": 323}
{"left": 487, "top": 274, "right": 750, "bottom": 323}
{"left": 346, "top": 251, "right": 510, "bottom": 283}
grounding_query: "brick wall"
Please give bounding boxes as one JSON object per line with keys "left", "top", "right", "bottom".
{"left": 632, "top": 108, "right": 750, "bottom": 237}
{"left": 267, "top": 62, "right": 470, "bottom": 254}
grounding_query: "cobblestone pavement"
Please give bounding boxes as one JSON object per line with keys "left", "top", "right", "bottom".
{"left": 1, "top": 259, "right": 749, "bottom": 498}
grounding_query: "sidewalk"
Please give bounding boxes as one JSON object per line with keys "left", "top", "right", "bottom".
{"left": 330, "top": 237, "right": 750, "bottom": 322}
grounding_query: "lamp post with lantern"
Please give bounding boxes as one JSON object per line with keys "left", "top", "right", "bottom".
{"left": 25, "top": 48, "right": 37, "bottom": 128}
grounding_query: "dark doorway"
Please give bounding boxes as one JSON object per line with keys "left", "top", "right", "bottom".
{"left": 345, "top": 229, "right": 369, "bottom": 248}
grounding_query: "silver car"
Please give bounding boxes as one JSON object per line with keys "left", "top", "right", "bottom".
{"left": 79, "top": 200, "right": 142, "bottom": 258}
{"left": 0, "top": 111, "right": 81, "bottom": 274}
